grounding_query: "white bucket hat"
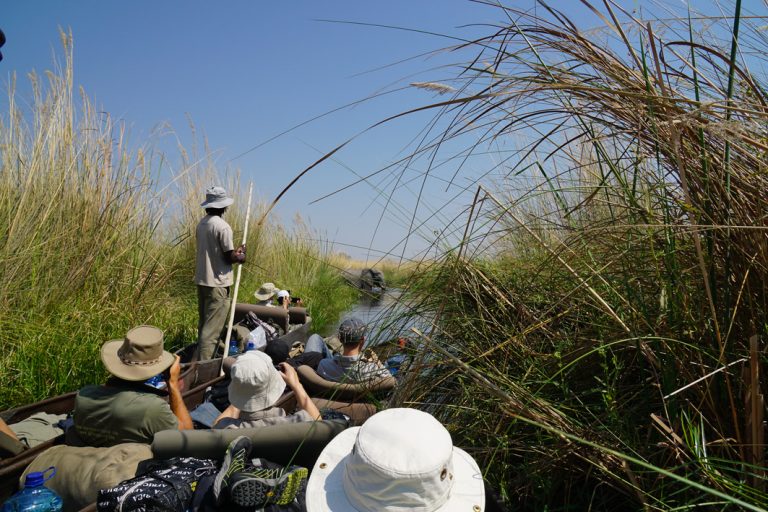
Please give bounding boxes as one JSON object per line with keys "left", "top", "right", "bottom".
{"left": 306, "top": 408, "right": 485, "bottom": 511}
{"left": 200, "top": 186, "right": 234, "bottom": 209}
{"left": 227, "top": 351, "right": 286, "bottom": 412}
{"left": 254, "top": 282, "right": 277, "bottom": 301}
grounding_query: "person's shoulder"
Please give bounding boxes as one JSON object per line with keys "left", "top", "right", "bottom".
{"left": 317, "top": 359, "right": 342, "bottom": 381}
{"left": 198, "top": 214, "right": 231, "bottom": 230}
{"left": 209, "top": 215, "right": 232, "bottom": 229}
{"left": 319, "top": 358, "right": 341, "bottom": 369}
{"left": 102, "top": 386, "right": 168, "bottom": 408}
{"left": 76, "top": 383, "right": 117, "bottom": 399}
{"left": 349, "top": 360, "right": 390, "bottom": 380}
{"left": 77, "top": 383, "right": 104, "bottom": 394}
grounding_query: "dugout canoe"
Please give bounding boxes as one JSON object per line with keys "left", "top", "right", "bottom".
{"left": 0, "top": 357, "right": 226, "bottom": 502}
{"left": 0, "top": 304, "right": 313, "bottom": 500}
{"left": 174, "top": 304, "right": 312, "bottom": 364}
{"left": 22, "top": 393, "right": 378, "bottom": 511}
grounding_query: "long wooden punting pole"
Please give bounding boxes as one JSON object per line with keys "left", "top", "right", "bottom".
{"left": 219, "top": 182, "right": 253, "bottom": 376}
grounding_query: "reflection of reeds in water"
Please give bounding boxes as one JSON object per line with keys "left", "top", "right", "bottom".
{"left": 382, "top": 2, "right": 768, "bottom": 509}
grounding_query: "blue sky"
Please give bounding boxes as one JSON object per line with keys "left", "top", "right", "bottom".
{"left": 3, "top": 1, "right": 764, "bottom": 262}
{"left": 4, "top": 0, "right": 506, "bottom": 262}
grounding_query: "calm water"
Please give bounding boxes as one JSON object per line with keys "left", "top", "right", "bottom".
{"left": 338, "top": 289, "right": 429, "bottom": 348}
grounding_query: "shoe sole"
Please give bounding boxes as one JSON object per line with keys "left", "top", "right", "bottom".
{"left": 229, "top": 467, "right": 308, "bottom": 507}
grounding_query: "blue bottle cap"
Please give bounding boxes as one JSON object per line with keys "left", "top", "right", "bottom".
{"left": 25, "top": 467, "right": 55, "bottom": 487}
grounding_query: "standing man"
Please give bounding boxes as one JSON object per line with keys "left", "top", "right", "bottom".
{"left": 196, "top": 186, "right": 246, "bottom": 360}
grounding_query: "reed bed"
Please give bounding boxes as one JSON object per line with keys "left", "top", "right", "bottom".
{"left": 0, "top": 33, "right": 355, "bottom": 409}
{"left": 384, "top": 2, "right": 768, "bottom": 509}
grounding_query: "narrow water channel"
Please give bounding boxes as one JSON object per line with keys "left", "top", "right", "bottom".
{"left": 336, "top": 289, "right": 429, "bottom": 349}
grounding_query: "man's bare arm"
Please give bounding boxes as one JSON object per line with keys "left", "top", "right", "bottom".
{"left": 278, "top": 363, "right": 321, "bottom": 420}
{"left": 213, "top": 404, "right": 240, "bottom": 427}
{"left": 166, "top": 356, "right": 194, "bottom": 430}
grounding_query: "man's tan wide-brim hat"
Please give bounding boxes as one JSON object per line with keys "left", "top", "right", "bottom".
{"left": 101, "top": 325, "right": 175, "bottom": 382}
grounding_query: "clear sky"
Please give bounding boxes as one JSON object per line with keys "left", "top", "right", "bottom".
{"left": 3, "top": 0, "right": 507, "bottom": 262}
{"left": 3, "top": 1, "right": 763, "bottom": 262}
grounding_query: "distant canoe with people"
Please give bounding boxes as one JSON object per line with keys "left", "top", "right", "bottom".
{"left": 341, "top": 267, "right": 386, "bottom": 294}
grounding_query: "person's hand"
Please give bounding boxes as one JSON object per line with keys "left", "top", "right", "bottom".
{"left": 235, "top": 244, "right": 246, "bottom": 263}
{"left": 166, "top": 355, "right": 182, "bottom": 386}
{"left": 278, "top": 362, "right": 300, "bottom": 388}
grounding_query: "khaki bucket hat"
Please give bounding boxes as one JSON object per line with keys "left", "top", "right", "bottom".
{"left": 254, "top": 282, "right": 277, "bottom": 301}
{"left": 100, "top": 326, "right": 175, "bottom": 382}
{"left": 228, "top": 351, "right": 286, "bottom": 412}
{"left": 200, "top": 186, "right": 234, "bottom": 209}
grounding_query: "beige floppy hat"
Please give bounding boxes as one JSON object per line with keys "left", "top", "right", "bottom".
{"left": 100, "top": 326, "right": 175, "bottom": 382}
{"left": 306, "top": 408, "right": 485, "bottom": 511}
{"left": 228, "top": 351, "right": 286, "bottom": 412}
{"left": 254, "top": 282, "right": 277, "bottom": 301}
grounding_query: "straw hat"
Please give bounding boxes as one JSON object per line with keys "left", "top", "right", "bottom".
{"left": 254, "top": 282, "right": 277, "bottom": 301}
{"left": 100, "top": 326, "right": 175, "bottom": 382}
{"left": 228, "top": 351, "right": 286, "bottom": 412}
{"left": 306, "top": 408, "right": 485, "bottom": 511}
{"left": 200, "top": 186, "right": 234, "bottom": 209}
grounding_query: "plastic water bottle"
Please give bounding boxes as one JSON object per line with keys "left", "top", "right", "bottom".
{"left": 2, "top": 467, "right": 63, "bottom": 512}
{"left": 228, "top": 339, "right": 239, "bottom": 356}
{"left": 145, "top": 374, "right": 164, "bottom": 389}
{"left": 245, "top": 340, "right": 256, "bottom": 352}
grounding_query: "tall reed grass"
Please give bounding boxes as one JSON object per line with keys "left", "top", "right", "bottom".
{"left": 382, "top": 2, "right": 768, "bottom": 509}
{"left": 0, "top": 32, "right": 356, "bottom": 409}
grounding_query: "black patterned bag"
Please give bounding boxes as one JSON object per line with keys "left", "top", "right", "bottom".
{"left": 96, "top": 457, "right": 218, "bottom": 512}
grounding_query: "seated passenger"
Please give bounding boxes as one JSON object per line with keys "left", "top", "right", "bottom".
{"left": 253, "top": 282, "right": 277, "bottom": 307}
{"left": 72, "top": 326, "right": 193, "bottom": 447}
{"left": 276, "top": 289, "right": 304, "bottom": 309}
{"left": 305, "top": 318, "right": 391, "bottom": 383}
{"left": 213, "top": 350, "right": 320, "bottom": 429}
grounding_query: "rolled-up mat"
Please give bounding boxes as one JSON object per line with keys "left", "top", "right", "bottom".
{"left": 296, "top": 365, "right": 397, "bottom": 400}
{"left": 152, "top": 420, "right": 347, "bottom": 469}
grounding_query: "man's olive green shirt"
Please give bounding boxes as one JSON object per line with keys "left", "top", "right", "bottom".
{"left": 73, "top": 382, "right": 178, "bottom": 447}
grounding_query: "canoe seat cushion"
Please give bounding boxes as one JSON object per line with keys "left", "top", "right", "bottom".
{"left": 152, "top": 419, "right": 347, "bottom": 469}
{"left": 296, "top": 365, "right": 396, "bottom": 400}
{"left": 21, "top": 443, "right": 153, "bottom": 512}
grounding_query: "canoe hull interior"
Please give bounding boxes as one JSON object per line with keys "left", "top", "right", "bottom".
{"left": 0, "top": 359, "right": 225, "bottom": 501}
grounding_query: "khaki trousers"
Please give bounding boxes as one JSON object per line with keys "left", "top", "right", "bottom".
{"left": 197, "top": 285, "right": 230, "bottom": 360}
